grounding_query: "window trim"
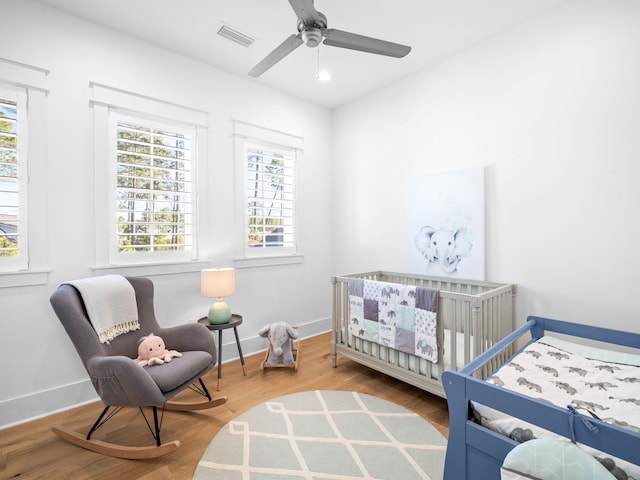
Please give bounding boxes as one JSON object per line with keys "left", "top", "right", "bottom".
{"left": 233, "top": 120, "right": 304, "bottom": 268}
{"left": 92, "top": 83, "right": 208, "bottom": 274}
{"left": 0, "top": 57, "right": 49, "bottom": 287}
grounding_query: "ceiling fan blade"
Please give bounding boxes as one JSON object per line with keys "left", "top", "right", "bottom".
{"left": 288, "top": 0, "right": 324, "bottom": 26}
{"left": 248, "top": 34, "right": 304, "bottom": 77}
{"left": 322, "top": 29, "right": 411, "bottom": 58}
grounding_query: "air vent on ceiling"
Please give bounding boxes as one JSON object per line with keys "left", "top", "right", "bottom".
{"left": 217, "top": 24, "right": 256, "bottom": 47}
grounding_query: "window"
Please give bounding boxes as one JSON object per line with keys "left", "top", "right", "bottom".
{"left": 234, "top": 121, "right": 303, "bottom": 265}
{"left": 0, "top": 93, "right": 21, "bottom": 260}
{"left": 245, "top": 142, "right": 294, "bottom": 250}
{"left": 92, "top": 83, "right": 208, "bottom": 270}
{"left": 0, "top": 59, "right": 48, "bottom": 286}
{"left": 112, "top": 114, "right": 193, "bottom": 255}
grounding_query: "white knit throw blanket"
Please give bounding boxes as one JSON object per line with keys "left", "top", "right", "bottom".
{"left": 66, "top": 274, "right": 140, "bottom": 344}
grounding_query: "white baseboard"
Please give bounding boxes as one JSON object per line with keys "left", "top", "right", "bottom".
{"left": 1, "top": 316, "right": 331, "bottom": 429}
{"left": 0, "top": 379, "right": 98, "bottom": 429}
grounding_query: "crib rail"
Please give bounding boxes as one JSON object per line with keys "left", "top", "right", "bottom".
{"left": 331, "top": 271, "right": 516, "bottom": 397}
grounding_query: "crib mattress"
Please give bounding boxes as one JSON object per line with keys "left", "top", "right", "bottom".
{"left": 473, "top": 335, "right": 640, "bottom": 478}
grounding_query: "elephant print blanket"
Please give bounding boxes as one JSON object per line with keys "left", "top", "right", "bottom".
{"left": 475, "top": 335, "right": 640, "bottom": 480}
{"left": 348, "top": 278, "right": 439, "bottom": 363}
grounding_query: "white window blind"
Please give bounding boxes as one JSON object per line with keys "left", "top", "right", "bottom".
{"left": 0, "top": 96, "right": 18, "bottom": 257}
{"left": 0, "top": 88, "right": 28, "bottom": 269}
{"left": 245, "top": 142, "right": 295, "bottom": 250}
{"left": 114, "top": 117, "right": 193, "bottom": 254}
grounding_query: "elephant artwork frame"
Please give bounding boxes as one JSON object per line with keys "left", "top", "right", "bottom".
{"left": 407, "top": 166, "right": 485, "bottom": 281}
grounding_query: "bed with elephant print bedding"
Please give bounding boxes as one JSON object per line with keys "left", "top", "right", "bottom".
{"left": 443, "top": 316, "right": 640, "bottom": 480}
{"left": 331, "top": 271, "right": 517, "bottom": 398}
{"left": 474, "top": 335, "right": 640, "bottom": 479}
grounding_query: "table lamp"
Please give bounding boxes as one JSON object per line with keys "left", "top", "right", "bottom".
{"left": 201, "top": 268, "right": 236, "bottom": 324}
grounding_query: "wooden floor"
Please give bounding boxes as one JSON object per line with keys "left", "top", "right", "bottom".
{"left": 0, "top": 332, "right": 449, "bottom": 480}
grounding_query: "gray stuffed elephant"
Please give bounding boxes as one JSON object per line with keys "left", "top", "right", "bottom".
{"left": 258, "top": 321, "right": 299, "bottom": 366}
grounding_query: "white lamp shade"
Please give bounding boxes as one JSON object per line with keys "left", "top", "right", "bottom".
{"left": 201, "top": 268, "right": 236, "bottom": 298}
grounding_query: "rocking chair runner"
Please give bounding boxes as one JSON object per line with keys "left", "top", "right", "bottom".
{"left": 50, "top": 275, "right": 227, "bottom": 459}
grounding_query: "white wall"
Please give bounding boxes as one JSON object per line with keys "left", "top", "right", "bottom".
{"left": 0, "top": 0, "right": 333, "bottom": 427}
{"left": 332, "top": 0, "right": 640, "bottom": 331}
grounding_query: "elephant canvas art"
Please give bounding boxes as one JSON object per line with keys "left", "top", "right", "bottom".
{"left": 408, "top": 167, "right": 485, "bottom": 280}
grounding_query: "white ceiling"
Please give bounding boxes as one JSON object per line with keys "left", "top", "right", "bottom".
{"left": 34, "top": 0, "right": 571, "bottom": 109}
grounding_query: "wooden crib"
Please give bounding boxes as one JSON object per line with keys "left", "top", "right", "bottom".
{"left": 331, "top": 271, "right": 516, "bottom": 398}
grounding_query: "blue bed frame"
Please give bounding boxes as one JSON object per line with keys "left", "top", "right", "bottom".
{"left": 442, "top": 315, "right": 640, "bottom": 480}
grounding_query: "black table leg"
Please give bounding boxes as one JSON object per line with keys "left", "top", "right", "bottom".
{"left": 233, "top": 327, "right": 247, "bottom": 376}
{"left": 217, "top": 329, "right": 222, "bottom": 391}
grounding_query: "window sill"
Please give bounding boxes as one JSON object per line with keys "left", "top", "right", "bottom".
{"left": 92, "top": 260, "right": 211, "bottom": 277}
{"left": 233, "top": 253, "right": 304, "bottom": 269}
{"left": 0, "top": 268, "right": 51, "bottom": 288}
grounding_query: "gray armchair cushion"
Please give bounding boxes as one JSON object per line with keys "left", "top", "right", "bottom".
{"left": 143, "top": 351, "right": 214, "bottom": 392}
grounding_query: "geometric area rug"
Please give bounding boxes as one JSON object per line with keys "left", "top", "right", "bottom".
{"left": 193, "top": 390, "right": 447, "bottom": 480}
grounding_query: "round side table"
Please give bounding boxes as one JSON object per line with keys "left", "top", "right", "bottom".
{"left": 198, "top": 314, "right": 246, "bottom": 391}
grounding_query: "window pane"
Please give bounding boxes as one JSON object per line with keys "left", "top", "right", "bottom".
{"left": 115, "top": 120, "right": 192, "bottom": 253}
{"left": 0, "top": 97, "right": 19, "bottom": 257}
{"left": 246, "top": 146, "right": 294, "bottom": 249}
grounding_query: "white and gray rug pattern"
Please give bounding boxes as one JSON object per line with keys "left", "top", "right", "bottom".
{"left": 194, "top": 390, "right": 446, "bottom": 480}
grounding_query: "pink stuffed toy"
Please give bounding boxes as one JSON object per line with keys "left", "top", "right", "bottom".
{"left": 135, "top": 333, "right": 182, "bottom": 367}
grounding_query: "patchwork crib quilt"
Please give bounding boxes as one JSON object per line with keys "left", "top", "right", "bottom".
{"left": 348, "top": 278, "right": 439, "bottom": 363}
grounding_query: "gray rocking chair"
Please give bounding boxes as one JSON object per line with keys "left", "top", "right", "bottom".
{"left": 50, "top": 275, "right": 226, "bottom": 459}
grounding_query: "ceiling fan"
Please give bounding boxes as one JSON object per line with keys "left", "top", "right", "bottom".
{"left": 248, "top": 0, "right": 412, "bottom": 77}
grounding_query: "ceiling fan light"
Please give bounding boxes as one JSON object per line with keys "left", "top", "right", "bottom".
{"left": 301, "top": 28, "right": 323, "bottom": 48}
{"left": 317, "top": 70, "right": 332, "bottom": 82}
